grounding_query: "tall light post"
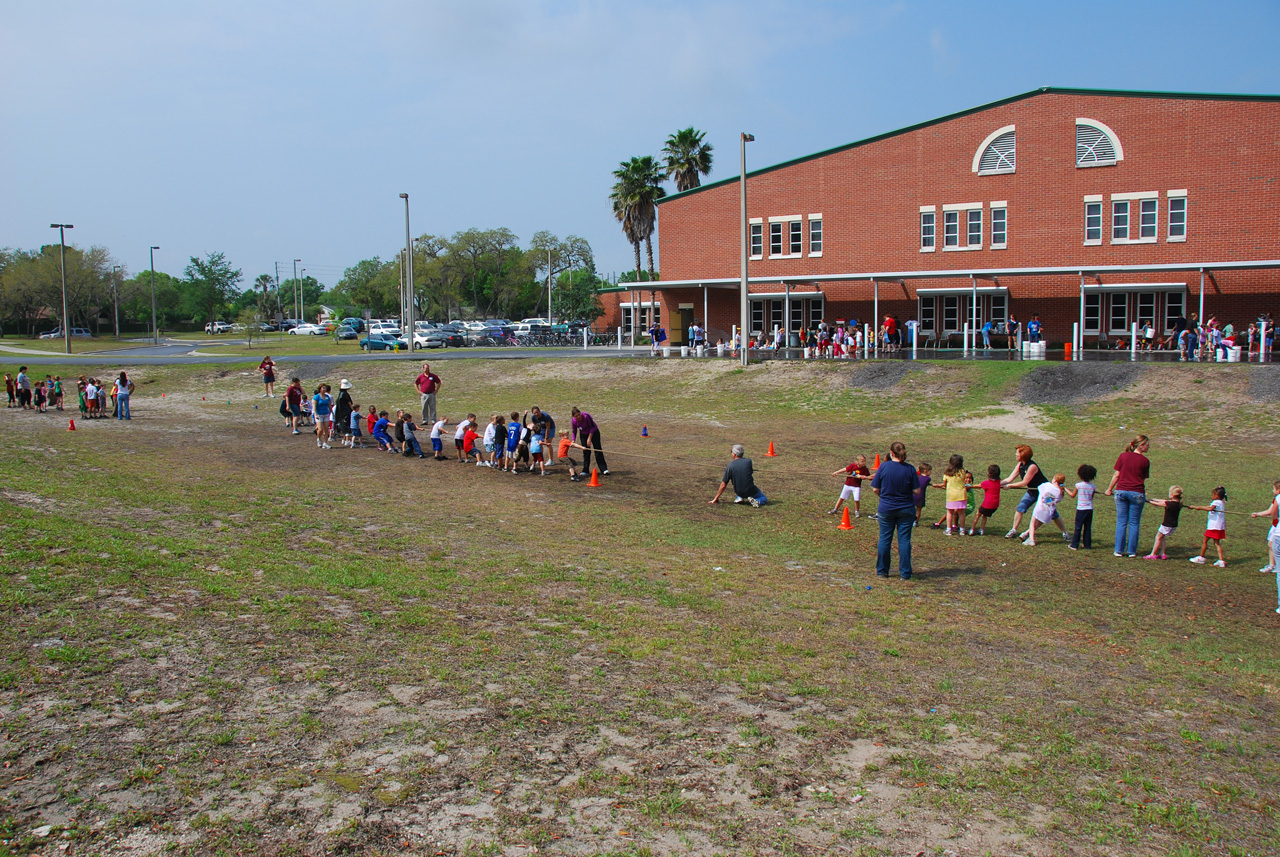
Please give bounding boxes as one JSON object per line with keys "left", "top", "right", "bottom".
{"left": 301, "top": 268, "right": 308, "bottom": 324}
{"left": 292, "top": 259, "right": 301, "bottom": 324}
{"left": 111, "top": 265, "right": 120, "bottom": 338}
{"left": 547, "top": 248, "right": 553, "bottom": 324}
{"left": 739, "top": 133, "right": 754, "bottom": 367}
{"left": 400, "top": 193, "right": 415, "bottom": 353}
{"left": 149, "top": 246, "right": 159, "bottom": 344}
{"left": 50, "top": 224, "right": 73, "bottom": 354}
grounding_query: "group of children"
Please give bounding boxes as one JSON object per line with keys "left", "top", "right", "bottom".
{"left": 6, "top": 371, "right": 126, "bottom": 419}
{"left": 829, "top": 451, "right": 1260, "bottom": 570}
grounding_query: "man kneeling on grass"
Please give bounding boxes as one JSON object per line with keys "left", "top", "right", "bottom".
{"left": 710, "top": 444, "right": 767, "bottom": 508}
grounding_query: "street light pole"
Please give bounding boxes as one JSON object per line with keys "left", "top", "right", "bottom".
{"left": 149, "top": 246, "right": 160, "bottom": 345}
{"left": 112, "top": 265, "right": 120, "bottom": 338}
{"left": 49, "top": 224, "right": 73, "bottom": 354}
{"left": 739, "top": 133, "right": 754, "bottom": 367}
{"left": 301, "top": 268, "right": 307, "bottom": 324}
{"left": 292, "top": 259, "right": 301, "bottom": 325}
{"left": 400, "top": 193, "right": 415, "bottom": 353}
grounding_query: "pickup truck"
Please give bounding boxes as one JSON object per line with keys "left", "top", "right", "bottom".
{"left": 204, "top": 321, "right": 233, "bottom": 334}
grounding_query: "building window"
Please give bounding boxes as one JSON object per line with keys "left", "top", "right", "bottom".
{"left": 750, "top": 300, "right": 764, "bottom": 332}
{"left": 919, "top": 297, "right": 936, "bottom": 333}
{"left": 808, "top": 217, "right": 822, "bottom": 254}
{"left": 990, "top": 294, "right": 1007, "bottom": 327}
{"left": 1109, "top": 293, "right": 1129, "bottom": 334}
{"left": 991, "top": 207, "right": 1007, "bottom": 248}
{"left": 974, "top": 126, "right": 1016, "bottom": 175}
{"left": 769, "top": 300, "right": 784, "bottom": 332}
{"left": 943, "top": 211, "right": 959, "bottom": 247}
{"left": 1076, "top": 119, "right": 1123, "bottom": 167}
{"left": 1084, "top": 294, "right": 1101, "bottom": 334}
{"left": 769, "top": 223, "right": 783, "bottom": 256}
{"left": 750, "top": 223, "right": 763, "bottom": 257}
{"left": 942, "top": 296, "right": 960, "bottom": 333}
{"left": 810, "top": 298, "right": 823, "bottom": 327}
{"left": 1137, "top": 292, "right": 1156, "bottom": 330}
{"left": 790, "top": 302, "right": 804, "bottom": 331}
{"left": 1165, "top": 291, "right": 1185, "bottom": 332}
{"left": 1085, "top": 202, "right": 1103, "bottom": 244}
{"left": 967, "top": 209, "right": 982, "bottom": 247}
{"left": 920, "top": 211, "right": 936, "bottom": 250}
{"left": 1112, "top": 201, "right": 1130, "bottom": 241}
{"left": 789, "top": 221, "right": 802, "bottom": 255}
{"left": 1168, "top": 195, "right": 1187, "bottom": 241}
{"left": 622, "top": 306, "right": 633, "bottom": 335}
{"left": 1139, "top": 199, "right": 1158, "bottom": 239}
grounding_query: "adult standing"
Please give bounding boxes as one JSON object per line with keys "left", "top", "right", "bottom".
{"left": 285, "top": 377, "right": 304, "bottom": 435}
{"left": 415, "top": 362, "right": 442, "bottom": 425}
{"left": 258, "top": 356, "right": 276, "bottom": 398}
{"left": 871, "top": 441, "right": 917, "bottom": 579}
{"left": 570, "top": 407, "right": 608, "bottom": 476}
{"left": 1006, "top": 312, "right": 1019, "bottom": 350}
{"left": 1027, "top": 315, "right": 1043, "bottom": 344}
{"left": 1103, "top": 434, "right": 1151, "bottom": 557}
{"left": 15, "top": 366, "right": 32, "bottom": 409}
{"left": 1001, "top": 445, "right": 1055, "bottom": 539}
{"left": 116, "top": 371, "right": 134, "bottom": 420}
{"left": 530, "top": 406, "right": 556, "bottom": 464}
{"left": 709, "top": 444, "right": 766, "bottom": 507}
{"left": 334, "top": 379, "right": 354, "bottom": 443}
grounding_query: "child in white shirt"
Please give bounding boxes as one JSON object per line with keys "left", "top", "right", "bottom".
{"left": 1023, "top": 473, "right": 1066, "bottom": 547}
{"left": 1189, "top": 486, "right": 1228, "bottom": 567}
{"left": 1064, "top": 464, "right": 1097, "bottom": 550}
{"left": 430, "top": 417, "right": 450, "bottom": 460}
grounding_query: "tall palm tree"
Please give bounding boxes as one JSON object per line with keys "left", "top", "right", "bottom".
{"left": 662, "top": 128, "right": 714, "bottom": 192}
{"left": 610, "top": 156, "right": 666, "bottom": 282}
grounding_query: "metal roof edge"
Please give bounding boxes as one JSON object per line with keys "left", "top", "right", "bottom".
{"left": 659, "top": 86, "right": 1280, "bottom": 205}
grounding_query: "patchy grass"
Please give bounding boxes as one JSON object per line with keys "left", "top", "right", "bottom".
{"left": 0, "top": 357, "right": 1277, "bottom": 856}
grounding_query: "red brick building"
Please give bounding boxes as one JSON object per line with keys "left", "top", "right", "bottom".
{"left": 600, "top": 87, "right": 1280, "bottom": 348}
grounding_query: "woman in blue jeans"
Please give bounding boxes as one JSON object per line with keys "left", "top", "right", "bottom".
{"left": 1104, "top": 434, "right": 1151, "bottom": 557}
{"left": 871, "top": 441, "right": 918, "bottom": 579}
{"left": 115, "top": 371, "right": 134, "bottom": 420}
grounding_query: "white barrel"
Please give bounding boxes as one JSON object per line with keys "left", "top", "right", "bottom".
{"left": 696, "top": 346, "right": 705, "bottom": 357}
{"left": 1231, "top": 346, "right": 1242, "bottom": 362}
{"left": 679, "top": 346, "right": 688, "bottom": 357}
{"left": 662, "top": 346, "right": 671, "bottom": 358}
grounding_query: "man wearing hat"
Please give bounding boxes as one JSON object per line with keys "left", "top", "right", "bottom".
{"left": 415, "top": 362, "right": 442, "bottom": 425}
{"left": 334, "top": 379, "right": 354, "bottom": 445}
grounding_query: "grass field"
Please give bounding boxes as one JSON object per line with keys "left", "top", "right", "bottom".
{"left": 0, "top": 338, "right": 151, "bottom": 355}
{"left": 1, "top": 356, "right": 1278, "bottom": 856}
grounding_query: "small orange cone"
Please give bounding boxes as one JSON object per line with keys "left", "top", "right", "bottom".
{"left": 766, "top": 441, "right": 777, "bottom": 457}
{"left": 588, "top": 468, "right": 601, "bottom": 487}
{"left": 873, "top": 452, "right": 881, "bottom": 468}
{"left": 837, "top": 507, "right": 854, "bottom": 530}
{"left": 67, "top": 419, "right": 76, "bottom": 431}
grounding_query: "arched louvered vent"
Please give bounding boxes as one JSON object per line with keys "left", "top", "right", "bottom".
{"left": 1076, "top": 120, "right": 1123, "bottom": 167}
{"left": 977, "top": 130, "right": 1016, "bottom": 175}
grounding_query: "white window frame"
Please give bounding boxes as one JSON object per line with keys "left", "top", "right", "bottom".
{"left": 990, "top": 202, "right": 1007, "bottom": 249}
{"left": 1111, "top": 192, "right": 1158, "bottom": 244}
{"left": 942, "top": 296, "right": 961, "bottom": 333}
{"left": 807, "top": 214, "right": 823, "bottom": 256}
{"left": 1112, "top": 200, "right": 1130, "bottom": 242}
{"left": 749, "top": 218, "right": 763, "bottom": 259}
{"left": 1139, "top": 198, "right": 1158, "bottom": 240}
{"left": 919, "top": 296, "right": 936, "bottom": 334}
{"left": 972, "top": 125, "right": 1016, "bottom": 175}
{"left": 769, "top": 222, "right": 783, "bottom": 256}
{"left": 1168, "top": 191, "right": 1187, "bottom": 242}
{"left": 790, "top": 302, "right": 804, "bottom": 331}
{"left": 1084, "top": 195, "right": 1103, "bottom": 245}
{"left": 809, "top": 299, "right": 824, "bottom": 327}
{"left": 770, "top": 300, "right": 784, "bottom": 332}
{"left": 989, "top": 294, "right": 1007, "bottom": 327}
{"left": 1083, "top": 293, "right": 1101, "bottom": 334}
{"left": 1164, "top": 290, "right": 1185, "bottom": 333}
{"left": 750, "top": 299, "right": 764, "bottom": 333}
{"left": 1136, "top": 292, "right": 1157, "bottom": 330}
{"left": 789, "top": 220, "right": 803, "bottom": 255}
{"left": 967, "top": 209, "right": 983, "bottom": 249}
{"left": 920, "top": 207, "right": 936, "bottom": 252}
{"left": 1075, "top": 118, "right": 1125, "bottom": 168}
{"left": 943, "top": 202, "right": 983, "bottom": 251}
{"left": 768, "top": 216, "right": 802, "bottom": 258}
{"left": 1108, "top": 293, "right": 1129, "bottom": 335}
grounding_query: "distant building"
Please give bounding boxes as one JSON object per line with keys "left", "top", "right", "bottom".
{"left": 600, "top": 87, "right": 1280, "bottom": 347}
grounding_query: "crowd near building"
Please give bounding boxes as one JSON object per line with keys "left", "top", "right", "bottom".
{"left": 599, "top": 87, "right": 1280, "bottom": 349}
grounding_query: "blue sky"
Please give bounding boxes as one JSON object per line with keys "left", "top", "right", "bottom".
{"left": 3, "top": 1, "right": 1278, "bottom": 288}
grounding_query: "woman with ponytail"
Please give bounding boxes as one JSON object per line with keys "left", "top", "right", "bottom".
{"left": 1104, "top": 434, "right": 1151, "bottom": 557}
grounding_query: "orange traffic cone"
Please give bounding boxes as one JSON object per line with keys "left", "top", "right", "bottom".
{"left": 588, "top": 468, "right": 601, "bottom": 487}
{"left": 766, "top": 441, "right": 777, "bottom": 457}
{"left": 837, "top": 507, "right": 854, "bottom": 530}
{"left": 873, "top": 452, "right": 881, "bottom": 468}
{"left": 67, "top": 419, "right": 76, "bottom": 431}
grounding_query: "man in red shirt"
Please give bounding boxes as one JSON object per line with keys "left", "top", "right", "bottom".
{"left": 415, "top": 362, "right": 442, "bottom": 424}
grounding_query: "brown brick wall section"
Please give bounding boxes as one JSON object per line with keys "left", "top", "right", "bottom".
{"left": 600, "top": 92, "right": 1280, "bottom": 344}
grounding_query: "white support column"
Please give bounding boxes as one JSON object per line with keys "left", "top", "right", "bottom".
{"left": 872, "top": 279, "right": 879, "bottom": 356}
{"left": 1072, "top": 322, "right": 1079, "bottom": 362}
{"left": 1199, "top": 269, "right": 1205, "bottom": 324}
{"left": 583, "top": 327, "right": 589, "bottom": 350}
{"left": 1130, "top": 322, "right": 1138, "bottom": 360}
{"left": 963, "top": 323, "right": 970, "bottom": 355}
{"left": 912, "top": 326, "right": 918, "bottom": 359}
{"left": 970, "top": 274, "right": 979, "bottom": 353}
{"left": 1262, "top": 320, "right": 1269, "bottom": 362}
{"left": 1078, "top": 271, "right": 1086, "bottom": 361}
{"left": 617, "top": 326, "right": 622, "bottom": 350}
{"left": 863, "top": 324, "right": 870, "bottom": 359}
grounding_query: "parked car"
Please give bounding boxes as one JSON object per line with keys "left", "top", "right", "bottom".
{"left": 360, "top": 332, "right": 407, "bottom": 352}
{"left": 289, "top": 323, "right": 325, "bottom": 335}
{"left": 334, "top": 325, "right": 359, "bottom": 341}
{"left": 204, "top": 321, "right": 233, "bottom": 334}
{"left": 257, "top": 322, "right": 279, "bottom": 332}
{"left": 466, "top": 323, "right": 507, "bottom": 343}
{"left": 279, "top": 318, "right": 301, "bottom": 331}
{"left": 40, "top": 327, "right": 92, "bottom": 339}
{"left": 521, "top": 317, "right": 550, "bottom": 327}
{"left": 340, "top": 317, "right": 365, "bottom": 332}
{"left": 369, "top": 321, "right": 402, "bottom": 336}
{"left": 434, "top": 326, "right": 468, "bottom": 348}
{"left": 414, "top": 330, "right": 446, "bottom": 349}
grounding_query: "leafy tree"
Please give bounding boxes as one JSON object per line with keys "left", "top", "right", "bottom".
{"left": 663, "top": 127, "right": 714, "bottom": 192}
{"left": 527, "top": 232, "right": 594, "bottom": 319}
{"left": 184, "top": 252, "right": 243, "bottom": 325}
{"left": 0, "top": 243, "right": 118, "bottom": 334}
{"left": 337, "top": 256, "right": 400, "bottom": 317}
{"left": 554, "top": 269, "right": 605, "bottom": 324}
{"left": 617, "top": 269, "right": 659, "bottom": 283}
{"left": 610, "top": 156, "right": 666, "bottom": 282}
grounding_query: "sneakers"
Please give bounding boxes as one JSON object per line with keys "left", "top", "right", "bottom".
{"left": 733, "top": 497, "right": 744, "bottom": 504}
{"left": 321, "top": 443, "right": 331, "bottom": 449}
{"left": 943, "top": 528, "right": 952, "bottom": 536}
{"left": 748, "top": 496, "right": 761, "bottom": 508}
{"left": 1189, "top": 556, "right": 1206, "bottom": 564}
{"left": 854, "top": 511, "right": 861, "bottom": 518}
{"left": 1024, "top": 539, "right": 1036, "bottom": 547}
{"left": 1213, "top": 560, "right": 1226, "bottom": 568}
{"left": 931, "top": 522, "right": 942, "bottom": 530}
{"left": 827, "top": 509, "right": 840, "bottom": 515}
{"left": 1005, "top": 529, "right": 1018, "bottom": 539}
{"left": 602, "top": 470, "right": 610, "bottom": 475}
{"left": 1019, "top": 531, "right": 1030, "bottom": 541}
{"left": 1067, "top": 545, "right": 1078, "bottom": 551}
{"left": 569, "top": 475, "right": 580, "bottom": 482}
{"left": 1260, "top": 565, "right": 1276, "bottom": 573}
{"left": 1159, "top": 554, "right": 1168, "bottom": 559}
{"left": 1062, "top": 532, "right": 1071, "bottom": 542}
{"left": 292, "top": 430, "right": 300, "bottom": 435}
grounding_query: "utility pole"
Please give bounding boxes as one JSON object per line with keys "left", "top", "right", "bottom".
{"left": 111, "top": 265, "right": 121, "bottom": 338}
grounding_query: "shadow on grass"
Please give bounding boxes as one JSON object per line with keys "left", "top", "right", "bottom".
{"left": 918, "top": 565, "right": 987, "bottom": 579}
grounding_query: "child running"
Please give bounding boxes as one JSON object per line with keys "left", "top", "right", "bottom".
{"left": 969, "top": 465, "right": 1003, "bottom": 536}
{"left": 1248, "top": 480, "right": 1280, "bottom": 573}
{"left": 1065, "top": 464, "right": 1097, "bottom": 550}
{"left": 1144, "top": 486, "right": 1185, "bottom": 559}
{"left": 1189, "top": 486, "right": 1229, "bottom": 567}
{"left": 1024, "top": 473, "right": 1066, "bottom": 547}
{"left": 829, "top": 454, "right": 870, "bottom": 517}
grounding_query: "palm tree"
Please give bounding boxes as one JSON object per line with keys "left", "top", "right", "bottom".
{"left": 610, "top": 156, "right": 667, "bottom": 282}
{"left": 662, "top": 127, "right": 714, "bottom": 192}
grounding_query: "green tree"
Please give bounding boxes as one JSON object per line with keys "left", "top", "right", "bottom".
{"left": 527, "top": 231, "right": 594, "bottom": 319}
{"left": 184, "top": 252, "right": 243, "bottom": 326}
{"left": 554, "top": 268, "right": 605, "bottom": 324}
{"left": 0, "top": 244, "right": 118, "bottom": 334}
{"left": 617, "top": 269, "right": 659, "bottom": 284}
{"left": 662, "top": 127, "right": 714, "bottom": 192}
{"left": 337, "top": 257, "right": 400, "bottom": 317}
{"left": 610, "top": 156, "right": 666, "bottom": 282}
